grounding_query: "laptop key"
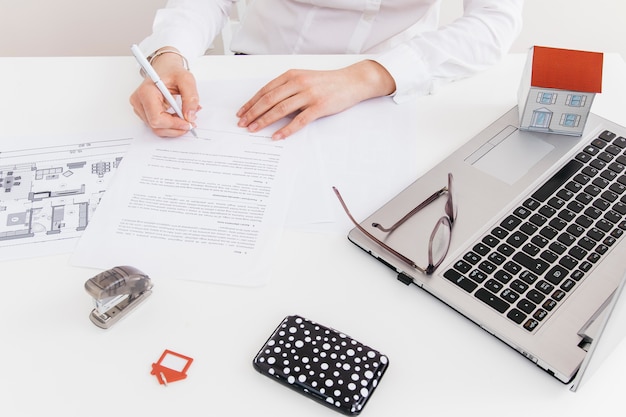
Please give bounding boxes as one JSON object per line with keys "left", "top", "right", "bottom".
{"left": 533, "top": 309, "right": 548, "bottom": 321}
{"left": 517, "top": 298, "right": 536, "bottom": 314}
{"left": 497, "top": 243, "right": 515, "bottom": 257}
{"left": 576, "top": 215, "right": 594, "bottom": 228}
{"left": 482, "top": 235, "right": 499, "bottom": 247}
{"left": 519, "top": 270, "right": 538, "bottom": 284}
{"left": 524, "top": 319, "right": 539, "bottom": 331}
{"left": 599, "top": 130, "right": 616, "bottom": 142}
{"left": 598, "top": 152, "right": 614, "bottom": 163}
{"left": 568, "top": 245, "right": 587, "bottom": 260}
{"left": 596, "top": 243, "right": 609, "bottom": 254}
{"left": 561, "top": 279, "right": 576, "bottom": 292}
{"left": 513, "top": 252, "right": 549, "bottom": 275}
{"left": 613, "top": 135, "right": 626, "bottom": 147}
{"left": 522, "top": 242, "right": 540, "bottom": 256}
{"left": 475, "top": 288, "right": 510, "bottom": 313}
{"left": 513, "top": 206, "right": 532, "bottom": 218}
{"left": 488, "top": 252, "right": 506, "bottom": 265}
{"left": 473, "top": 243, "right": 491, "bottom": 256}
{"left": 556, "top": 232, "right": 576, "bottom": 247}
{"left": 520, "top": 222, "right": 538, "bottom": 235}
{"left": 540, "top": 249, "right": 558, "bottom": 263}
{"left": 463, "top": 251, "right": 481, "bottom": 265}
{"left": 510, "top": 279, "right": 529, "bottom": 294}
{"left": 507, "top": 231, "right": 529, "bottom": 247}
{"left": 494, "top": 269, "right": 513, "bottom": 284}
{"left": 542, "top": 299, "right": 557, "bottom": 311}
{"left": 552, "top": 289, "right": 566, "bottom": 301}
{"left": 591, "top": 138, "right": 607, "bottom": 149}
{"left": 507, "top": 308, "right": 527, "bottom": 324}
{"left": 503, "top": 260, "right": 522, "bottom": 275}
{"left": 501, "top": 215, "right": 522, "bottom": 230}
{"left": 526, "top": 289, "right": 545, "bottom": 303}
{"left": 501, "top": 288, "right": 520, "bottom": 303}
{"left": 485, "top": 279, "right": 504, "bottom": 293}
{"left": 444, "top": 269, "right": 478, "bottom": 293}
{"left": 606, "top": 144, "right": 622, "bottom": 156}
{"left": 536, "top": 280, "right": 555, "bottom": 294}
{"left": 469, "top": 269, "right": 488, "bottom": 283}
{"left": 612, "top": 202, "right": 626, "bottom": 215}
{"left": 523, "top": 198, "right": 540, "bottom": 210}
{"left": 453, "top": 259, "right": 472, "bottom": 273}
{"left": 610, "top": 182, "right": 625, "bottom": 194}
{"left": 587, "top": 227, "right": 605, "bottom": 241}
{"left": 559, "top": 255, "right": 578, "bottom": 270}
{"left": 532, "top": 159, "right": 583, "bottom": 202}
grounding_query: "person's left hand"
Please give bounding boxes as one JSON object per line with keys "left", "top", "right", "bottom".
{"left": 236, "top": 60, "right": 396, "bottom": 140}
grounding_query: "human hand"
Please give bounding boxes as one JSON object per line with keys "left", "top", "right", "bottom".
{"left": 236, "top": 60, "right": 396, "bottom": 140}
{"left": 129, "top": 48, "right": 201, "bottom": 137}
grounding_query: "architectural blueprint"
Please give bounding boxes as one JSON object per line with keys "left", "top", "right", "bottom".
{"left": 0, "top": 137, "right": 132, "bottom": 260}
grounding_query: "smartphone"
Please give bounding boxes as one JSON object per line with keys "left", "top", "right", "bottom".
{"left": 252, "top": 315, "right": 389, "bottom": 415}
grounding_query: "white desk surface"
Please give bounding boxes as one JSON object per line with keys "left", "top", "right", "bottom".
{"left": 2, "top": 54, "right": 626, "bottom": 417}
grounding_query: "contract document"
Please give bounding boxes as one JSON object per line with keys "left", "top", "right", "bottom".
{"left": 71, "top": 79, "right": 302, "bottom": 286}
{"left": 69, "top": 73, "right": 420, "bottom": 285}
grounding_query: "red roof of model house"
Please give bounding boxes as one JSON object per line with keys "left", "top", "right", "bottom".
{"left": 530, "top": 46, "right": 603, "bottom": 93}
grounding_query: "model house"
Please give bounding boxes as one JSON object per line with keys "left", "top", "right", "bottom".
{"left": 518, "top": 46, "right": 603, "bottom": 136}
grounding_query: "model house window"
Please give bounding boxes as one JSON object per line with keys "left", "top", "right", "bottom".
{"left": 537, "top": 92, "right": 557, "bottom": 105}
{"left": 531, "top": 108, "right": 552, "bottom": 128}
{"left": 560, "top": 113, "right": 581, "bottom": 127}
{"left": 566, "top": 94, "right": 587, "bottom": 107}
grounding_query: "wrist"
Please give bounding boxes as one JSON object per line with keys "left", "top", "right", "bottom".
{"left": 142, "top": 47, "right": 190, "bottom": 77}
{"left": 349, "top": 60, "right": 397, "bottom": 100}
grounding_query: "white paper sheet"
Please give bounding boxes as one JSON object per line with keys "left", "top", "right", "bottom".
{"left": 0, "top": 134, "right": 132, "bottom": 261}
{"left": 71, "top": 126, "right": 299, "bottom": 286}
{"left": 306, "top": 95, "right": 421, "bottom": 233}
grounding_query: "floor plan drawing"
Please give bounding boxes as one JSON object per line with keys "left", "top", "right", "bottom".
{"left": 0, "top": 137, "right": 132, "bottom": 260}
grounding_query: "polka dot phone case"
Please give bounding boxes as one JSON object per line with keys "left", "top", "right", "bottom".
{"left": 253, "top": 315, "right": 389, "bottom": 415}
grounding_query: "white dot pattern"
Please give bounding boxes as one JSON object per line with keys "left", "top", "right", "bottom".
{"left": 253, "top": 315, "right": 389, "bottom": 415}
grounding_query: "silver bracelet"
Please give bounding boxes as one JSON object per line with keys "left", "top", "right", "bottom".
{"left": 140, "top": 49, "right": 190, "bottom": 77}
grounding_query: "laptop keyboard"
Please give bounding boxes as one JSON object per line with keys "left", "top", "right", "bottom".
{"left": 443, "top": 129, "right": 626, "bottom": 332}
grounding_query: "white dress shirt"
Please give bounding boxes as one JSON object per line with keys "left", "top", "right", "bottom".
{"left": 140, "top": 0, "right": 523, "bottom": 102}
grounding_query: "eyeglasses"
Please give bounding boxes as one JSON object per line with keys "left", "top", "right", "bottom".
{"left": 333, "top": 173, "right": 457, "bottom": 275}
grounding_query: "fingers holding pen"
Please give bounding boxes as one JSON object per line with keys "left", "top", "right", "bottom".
{"left": 177, "top": 73, "right": 201, "bottom": 125}
{"left": 129, "top": 46, "right": 202, "bottom": 137}
{"left": 130, "top": 79, "right": 197, "bottom": 137}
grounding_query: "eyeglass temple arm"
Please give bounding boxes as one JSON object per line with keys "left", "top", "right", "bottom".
{"left": 372, "top": 186, "right": 448, "bottom": 233}
{"left": 332, "top": 186, "right": 423, "bottom": 271}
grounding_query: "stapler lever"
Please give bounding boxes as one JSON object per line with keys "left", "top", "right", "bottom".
{"left": 84, "top": 266, "right": 153, "bottom": 329}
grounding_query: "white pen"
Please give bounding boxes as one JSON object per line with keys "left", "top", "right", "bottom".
{"left": 131, "top": 44, "right": 198, "bottom": 137}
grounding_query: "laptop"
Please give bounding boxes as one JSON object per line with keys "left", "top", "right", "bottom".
{"left": 343, "top": 106, "right": 626, "bottom": 383}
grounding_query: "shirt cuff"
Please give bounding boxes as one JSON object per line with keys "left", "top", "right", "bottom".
{"left": 372, "top": 43, "right": 436, "bottom": 103}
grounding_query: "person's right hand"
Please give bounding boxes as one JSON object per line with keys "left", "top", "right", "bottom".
{"left": 129, "top": 48, "right": 201, "bottom": 137}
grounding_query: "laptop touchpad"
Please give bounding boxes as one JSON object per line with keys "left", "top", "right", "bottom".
{"left": 465, "top": 125, "right": 554, "bottom": 185}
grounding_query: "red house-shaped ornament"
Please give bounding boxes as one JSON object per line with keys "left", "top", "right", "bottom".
{"left": 518, "top": 46, "right": 603, "bottom": 136}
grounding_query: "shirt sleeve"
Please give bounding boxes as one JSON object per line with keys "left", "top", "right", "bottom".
{"left": 138, "top": 0, "right": 236, "bottom": 65}
{"left": 373, "top": 0, "right": 524, "bottom": 103}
